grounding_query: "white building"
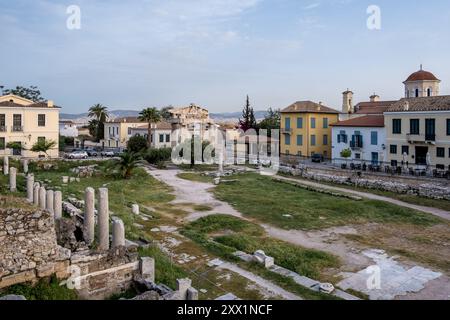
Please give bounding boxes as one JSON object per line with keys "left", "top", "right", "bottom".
{"left": 129, "top": 122, "right": 172, "bottom": 149}
{"left": 59, "top": 120, "right": 79, "bottom": 137}
{"left": 331, "top": 115, "right": 386, "bottom": 165}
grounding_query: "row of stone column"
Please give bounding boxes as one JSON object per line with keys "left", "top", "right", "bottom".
{"left": 26, "top": 174, "right": 62, "bottom": 219}
{"left": 3, "top": 156, "right": 29, "bottom": 176}
{"left": 83, "top": 187, "right": 125, "bottom": 250}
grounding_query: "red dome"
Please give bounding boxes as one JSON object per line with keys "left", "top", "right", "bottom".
{"left": 405, "top": 70, "right": 439, "bottom": 82}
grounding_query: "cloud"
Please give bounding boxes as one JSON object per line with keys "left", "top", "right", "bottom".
{"left": 303, "top": 2, "right": 321, "bottom": 10}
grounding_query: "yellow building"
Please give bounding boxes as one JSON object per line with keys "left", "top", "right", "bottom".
{"left": 280, "top": 101, "right": 340, "bottom": 159}
{"left": 0, "top": 94, "right": 60, "bottom": 158}
{"left": 101, "top": 117, "right": 146, "bottom": 148}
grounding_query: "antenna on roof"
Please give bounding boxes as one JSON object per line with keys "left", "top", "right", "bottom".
{"left": 420, "top": 64, "right": 423, "bottom": 70}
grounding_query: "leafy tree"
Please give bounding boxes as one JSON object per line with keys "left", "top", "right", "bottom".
{"left": 340, "top": 148, "right": 352, "bottom": 159}
{"left": 30, "top": 139, "right": 57, "bottom": 157}
{"left": 238, "top": 95, "right": 257, "bottom": 131}
{"left": 6, "top": 142, "right": 24, "bottom": 150}
{"left": 160, "top": 105, "right": 174, "bottom": 121}
{"left": 127, "top": 135, "right": 148, "bottom": 153}
{"left": 116, "top": 152, "right": 142, "bottom": 179}
{"left": 139, "top": 107, "right": 161, "bottom": 147}
{"left": 3, "top": 85, "right": 44, "bottom": 102}
{"left": 259, "top": 107, "right": 280, "bottom": 131}
{"left": 88, "top": 104, "right": 109, "bottom": 141}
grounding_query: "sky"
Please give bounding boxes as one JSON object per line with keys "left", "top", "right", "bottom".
{"left": 1, "top": 0, "right": 450, "bottom": 114}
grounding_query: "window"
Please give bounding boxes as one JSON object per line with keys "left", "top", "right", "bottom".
{"left": 401, "top": 146, "right": 409, "bottom": 155}
{"left": 297, "top": 151, "right": 302, "bottom": 156}
{"left": 392, "top": 119, "right": 401, "bottom": 134}
{"left": 323, "top": 118, "right": 328, "bottom": 129}
{"left": 311, "top": 135, "right": 316, "bottom": 146}
{"left": 371, "top": 131, "right": 378, "bottom": 145}
{"left": 410, "top": 119, "right": 420, "bottom": 135}
{"left": 38, "top": 114, "right": 46, "bottom": 127}
{"left": 128, "top": 128, "right": 132, "bottom": 135}
{"left": 390, "top": 145, "right": 397, "bottom": 154}
{"left": 427, "top": 88, "right": 432, "bottom": 97}
{"left": 447, "top": 119, "right": 450, "bottom": 136}
{"left": 296, "top": 135, "right": 303, "bottom": 146}
{"left": 0, "top": 137, "right": 5, "bottom": 150}
{"left": 297, "top": 117, "right": 303, "bottom": 129}
{"left": 323, "top": 134, "right": 328, "bottom": 145}
{"left": 0, "top": 114, "right": 5, "bottom": 128}
{"left": 415, "top": 88, "right": 419, "bottom": 97}
{"left": 285, "top": 135, "right": 291, "bottom": 145}
{"left": 391, "top": 160, "right": 398, "bottom": 167}
{"left": 38, "top": 137, "right": 46, "bottom": 144}
{"left": 437, "top": 147, "right": 445, "bottom": 158}
{"left": 311, "top": 118, "right": 316, "bottom": 129}
{"left": 166, "top": 134, "right": 170, "bottom": 143}
{"left": 159, "top": 134, "right": 164, "bottom": 143}
{"left": 337, "top": 130, "right": 347, "bottom": 143}
{"left": 350, "top": 132, "right": 363, "bottom": 148}
{"left": 285, "top": 150, "right": 290, "bottom": 155}
{"left": 13, "top": 114, "right": 22, "bottom": 131}
{"left": 355, "top": 153, "right": 361, "bottom": 159}
{"left": 425, "top": 119, "right": 436, "bottom": 141}
{"left": 285, "top": 117, "right": 291, "bottom": 130}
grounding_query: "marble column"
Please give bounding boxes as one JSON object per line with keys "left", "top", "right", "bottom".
{"left": 98, "top": 188, "right": 110, "bottom": 250}
{"left": 39, "top": 186, "right": 46, "bottom": 210}
{"left": 22, "top": 159, "right": 28, "bottom": 174}
{"left": 54, "top": 191, "right": 62, "bottom": 220}
{"left": 33, "top": 183, "right": 40, "bottom": 206}
{"left": 26, "top": 174, "right": 34, "bottom": 202}
{"left": 46, "top": 190, "right": 54, "bottom": 216}
{"left": 9, "top": 167, "right": 17, "bottom": 192}
{"left": 3, "top": 156, "right": 9, "bottom": 175}
{"left": 112, "top": 218, "right": 125, "bottom": 248}
{"left": 83, "top": 187, "right": 95, "bottom": 245}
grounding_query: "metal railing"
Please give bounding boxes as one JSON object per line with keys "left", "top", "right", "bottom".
{"left": 12, "top": 125, "right": 23, "bottom": 132}
{"left": 0, "top": 125, "right": 6, "bottom": 132}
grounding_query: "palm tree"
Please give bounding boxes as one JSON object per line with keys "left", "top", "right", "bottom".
{"left": 116, "top": 152, "right": 142, "bottom": 179}
{"left": 139, "top": 107, "right": 161, "bottom": 147}
{"left": 88, "top": 104, "right": 109, "bottom": 141}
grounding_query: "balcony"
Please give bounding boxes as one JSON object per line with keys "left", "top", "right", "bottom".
{"left": 350, "top": 141, "right": 363, "bottom": 150}
{"left": 12, "top": 126, "right": 23, "bottom": 132}
{"left": 281, "top": 128, "right": 292, "bottom": 135}
{"left": 0, "top": 126, "right": 6, "bottom": 132}
{"left": 406, "top": 134, "right": 436, "bottom": 144}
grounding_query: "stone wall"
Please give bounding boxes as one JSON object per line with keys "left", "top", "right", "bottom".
{"left": 279, "top": 166, "right": 450, "bottom": 200}
{"left": 0, "top": 207, "right": 71, "bottom": 289}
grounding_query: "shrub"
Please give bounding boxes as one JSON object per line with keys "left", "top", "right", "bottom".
{"left": 144, "top": 148, "right": 172, "bottom": 164}
{"left": 127, "top": 135, "right": 148, "bottom": 153}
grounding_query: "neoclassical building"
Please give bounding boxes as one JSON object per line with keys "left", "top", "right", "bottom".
{"left": 404, "top": 65, "right": 441, "bottom": 98}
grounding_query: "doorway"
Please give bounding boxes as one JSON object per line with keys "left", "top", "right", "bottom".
{"left": 415, "top": 146, "right": 428, "bottom": 165}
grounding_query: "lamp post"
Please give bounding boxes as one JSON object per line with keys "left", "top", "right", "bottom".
{"left": 0, "top": 85, "right": 4, "bottom": 95}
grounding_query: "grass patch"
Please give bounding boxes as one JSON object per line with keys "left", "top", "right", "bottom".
{"left": 213, "top": 173, "right": 441, "bottom": 230}
{"left": 192, "top": 204, "right": 214, "bottom": 212}
{"left": 0, "top": 275, "right": 78, "bottom": 300}
{"left": 177, "top": 172, "right": 214, "bottom": 183}
{"left": 182, "top": 215, "right": 340, "bottom": 279}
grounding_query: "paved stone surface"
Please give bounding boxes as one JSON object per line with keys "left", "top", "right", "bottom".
{"left": 337, "top": 249, "right": 443, "bottom": 300}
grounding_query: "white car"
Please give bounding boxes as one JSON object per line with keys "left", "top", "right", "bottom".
{"left": 66, "top": 151, "right": 88, "bottom": 159}
{"left": 101, "top": 150, "right": 115, "bottom": 157}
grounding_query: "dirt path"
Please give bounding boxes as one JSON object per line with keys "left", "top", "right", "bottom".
{"left": 144, "top": 166, "right": 372, "bottom": 270}
{"left": 274, "top": 175, "right": 450, "bottom": 221}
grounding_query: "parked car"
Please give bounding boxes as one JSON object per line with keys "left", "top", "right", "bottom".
{"left": 66, "top": 151, "right": 88, "bottom": 159}
{"left": 311, "top": 154, "right": 324, "bottom": 163}
{"left": 84, "top": 148, "right": 98, "bottom": 157}
{"left": 101, "top": 150, "right": 115, "bottom": 157}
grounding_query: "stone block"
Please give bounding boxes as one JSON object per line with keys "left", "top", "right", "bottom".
{"left": 140, "top": 257, "right": 155, "bottom": 283}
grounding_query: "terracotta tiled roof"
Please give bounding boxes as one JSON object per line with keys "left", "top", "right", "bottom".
{"left": 330, "top": 115, "right": 385, "bottom": 127}
{"left": 107, "top": 117, "right": 145, "bottom": 123}
{"left": 354, "top": 101, "right": 397, "bottom": 114}
{"left": 404, "top": 70, "right": 439, "bottom": 82}
{"left": 132, "top": 121, "right": 172, "bottom": 130}
{"left": 281, "top": 101, "right": 340, "bottom": 114}
{"left": 0, "top": 101, "right": 61, "bottom": 108}
{"left": 386, "top": 96, "right": 450, "bottom": 112}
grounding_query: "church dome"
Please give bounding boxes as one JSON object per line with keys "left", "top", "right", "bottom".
{"left": 405, "top": 69, "right": 439, "bottom": 82}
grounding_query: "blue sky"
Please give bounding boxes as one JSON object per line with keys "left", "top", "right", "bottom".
{"left": 1, "top": 0, "right": 450, "bottom": 113}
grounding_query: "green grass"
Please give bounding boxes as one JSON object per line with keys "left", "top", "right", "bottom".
{"left": 138, "top": 245, "right": 187, "bottom": 290}
{"left": 177, "top": 172, "right": 214, "bottom": 183}
{"left": 212, "top": 173, "right": 441, "bottom": 230}
{"left": 0, "top": 275, "right": 78, "bottom": 300}
{"left": 280, "top": 173, "right": 450, "bottom": 212}
{"left": 192, "top": 204, "right": 214, "bottom": 211}
{"left": 182, "top": 215, "right": 340, "bottom": 279}
{"left": 181, "top": 215, "right": 341, "bottom": 300}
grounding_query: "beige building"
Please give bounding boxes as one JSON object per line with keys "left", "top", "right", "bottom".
{"left": 385, "top": 69, "right": 450, "bottom": 168}
{"left": 102, "top": 117, "right": 146, "bottom": 148}
{"left": 169, "top": 104, "right": 220, "bottom": 147}
{"left": 0, "top": 94, "right": 59, "bottom": 158}
{"left": 129, "top": 122, "right": 172, "bottom": 149}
